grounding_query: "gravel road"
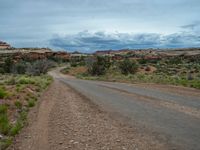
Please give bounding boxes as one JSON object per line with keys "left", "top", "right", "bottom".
{"left": 10, "top": 69, "right": 200, "bottom": 150}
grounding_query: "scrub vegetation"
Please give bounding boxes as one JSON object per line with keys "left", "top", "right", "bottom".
{"left": 62, "top": 55, "right": 200, "bottom": 89}
{"left": 0, "top": 57, "right": 54, "bottom": 149}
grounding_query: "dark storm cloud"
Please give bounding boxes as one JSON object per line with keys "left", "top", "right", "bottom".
{"left": 49, "top": 31, "right": 200, "bottom": 52}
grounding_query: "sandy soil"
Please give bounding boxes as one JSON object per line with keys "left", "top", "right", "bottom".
{"left": 9, "top": 79, "right": 170, "bottom": 150}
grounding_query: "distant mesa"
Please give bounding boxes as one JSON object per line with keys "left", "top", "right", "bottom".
{"left": 0, "top": 40, "right": 70, "bottom": 62}
{"left": 0, "top": 40, "right": 11, "bottom": 49}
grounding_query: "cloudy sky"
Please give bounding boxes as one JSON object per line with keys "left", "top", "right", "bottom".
{"left": 0, "top": 0, "right": 200, "bottom": 52}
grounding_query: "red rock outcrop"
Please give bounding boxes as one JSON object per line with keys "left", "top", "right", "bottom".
{"left": 0, "top": 41, "right": 11, "bottom": 49}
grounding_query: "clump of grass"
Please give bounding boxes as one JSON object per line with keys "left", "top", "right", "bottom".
{"left": 0, "top": 105, "right": 7, "bottom": 114}
{"left": 19, "top": 110, "right": 28, "bottom": 122}
{"left": 0, "top": 137, "right": 12, "bottom": 150}
{"left": 14, "top": 101, "right": 22, "bottom": 109}
{"left": 61, "top": 67, "right": 70, "bottom": 74}
{"left": 15, "top": 84, "right": 26, "bottom": 92}
{"left": 9, "top": 108, "right": 28, "bottom": 136}
{"left": 27, "top": 99, "right": 35, "bottom": 107}
{"left": 0, "top": 105, "right": 11, "bottom": 135}
{"left": 17, "top": 76, "right": 35, "bottom": 85}
{"left": 35, "top": 87, "right": 41, "bottom": 92}
{"left": 5, "top": 77, "right": 16, "bottom": 85}
{"left": 9, "top": 121, "right": 23, "bottom": 136}
{"left": 26, "top": 93, "right": 38, "bottom": 102}
{"left": 0, "top": 87, "right": 8, "bottom": 99}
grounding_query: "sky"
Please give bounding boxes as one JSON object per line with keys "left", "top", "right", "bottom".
{"left": 0, "top": 0, "right": 200, "bottom": 52}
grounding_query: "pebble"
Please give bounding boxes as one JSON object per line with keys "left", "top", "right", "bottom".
{"left": 0, "top": 134, "right": 3, "bottom": 139}
{"left": 73, "top": 141, "right": 79, "bottom": 144}
{"left": 59, "top": 142, "right": 63, "bottom": 145}
{"left": 116, "top": 139, "right": 121, "bottom": 142}
{"left": 69, "top": 140, "right": 74, "bottom": 143}
{"left": 122, "top": 146, "right": 127, "bottom": 150}
{"left": 24, "top": 135, "right": 31, "bottom": 139}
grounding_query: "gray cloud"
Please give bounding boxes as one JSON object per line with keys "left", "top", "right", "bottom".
{"left": 49, "top": 31, "right": 200, "bottom": 52}
{"left": 0, "top": 0, "right": 200, "bottom": 49}
{"left": 181, "top": 21, "right": 200, "bottom": 30}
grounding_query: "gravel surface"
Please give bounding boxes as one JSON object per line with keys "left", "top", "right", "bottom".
{"left": 9, "top": 68, "right": 200, "bottom": 150}
{"left": 9, "top": 79, "right": 169, "bottom": 150}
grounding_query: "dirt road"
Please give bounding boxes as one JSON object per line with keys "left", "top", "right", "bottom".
{"left": 10, "top": 69, "right": 200, "bottom": 150}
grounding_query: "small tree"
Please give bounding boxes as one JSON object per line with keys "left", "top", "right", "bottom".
{"left": 3, "top": 57, "right": 14, "bottom": 73}
{"left": 86, "top": 56, "right": 111, "bottom": 76}
{"left": 119, "top": 59, "right": 138, "bottom": 75}
{"left": 26, "top": 59, "right": 56, "bottom": 76}
{"left": 12, "top": 61, "right": 27, "bottom": 74}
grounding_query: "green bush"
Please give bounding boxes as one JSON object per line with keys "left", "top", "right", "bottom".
{"left": 14, "top": 101, "right": 22, "bottom": 109}
{"left": 19, "top": 110, "right": 28, "bottom": 122}
{"left": 13, "top": 61, "right": 27, "bottom": 74}
{"left": 17, "top": 76, "right": 35, "bottom": 84}
{"left": 0, "top": 105, "right": 8, "bottom": 114}
{"left": 86, "top": 56, "right": 111, "bottom": 76}
{"left": 26, "top": 59, "right": 56, "bottom": 76}
{"left": 0, "top": 137, "right": 12, "bottom": 150}
{"left": 61, "top": 67, "right": 69, "bottom": 74}
{"left": 28, "top": 99, "right": 35, "bottom": 107}
{"left": 0, "top": 105, "right": 11, "bottom": 135}
{"left": 138, "top": 58, "right": 148, "bottom": 64}
{"left": 3, "top": 57, "right": 14, "bottom": 73}
{"left": 70, "top": 61, "right": 78, "bottom": 67}
{"left": 9, "top": 121, "right": 23, "bottom": 136}
{"left": 6, "top": 77, "right": 16, "bottom": 85}
{"left": 119, "top": 59, "right": 138, "bottom": 75}
{"left": 15, "top": 84, "right": 25, "bottom": 92}
{"left": 0, "top": 88, "right": 8, "bottom": 99}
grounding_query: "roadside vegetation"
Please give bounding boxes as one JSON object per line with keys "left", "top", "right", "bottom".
{"left": 0, "top": 57, "right": 54, "bottom": 149}
{"left": 61, "top": 55, "right": 200, "bottom": 89}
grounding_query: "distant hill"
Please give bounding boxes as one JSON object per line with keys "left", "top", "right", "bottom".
{"left": 0, "top": 40, "right": 11, "bottom": 49}
{"left": 94, "top": 48, "right": 200, "bottom": 57}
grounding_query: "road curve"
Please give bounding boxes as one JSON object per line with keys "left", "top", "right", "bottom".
{"left": 49, "top": 69, "right": 200, "bottom": 150}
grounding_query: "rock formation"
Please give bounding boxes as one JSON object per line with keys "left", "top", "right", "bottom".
{"left": 0, "top": 41, "right": 11, "bottom": 49}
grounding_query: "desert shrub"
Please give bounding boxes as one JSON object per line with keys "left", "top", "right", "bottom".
{"left": 27, "top": 99, "right": 35, "bottom": 107}
{"left": 0, "top": 67, "right": 5, "bottom": 74}
{"left": 70, "top": 60, "right": 78, "bottom": 67}
{"left": 26, "top": 59, "right": 56, "bottom": 76}
{"left": 138, "top": 58, "right": 148, "bottom": 64}
{"left": 12, "top": 61, "right": 27, "bottom": 74}
{"left": 61, "top": 67, "right": 70, "bottom": 74}
{"left": 86, "top": 56, "right": 111, "bottom": 76}
{"left": 0, "top": 105, "right": 11, "bottom": 135}
{"left": 145, "top": 66, "right": 151, "bottom": 71}
{"left": 33, "top": 75, "right": 53, "bottom": 89}
{"left": 187, "top": 73, "right": 193, "bottom": 80}
{"left": 191, "top": 81, "right": 200, "bottom": 89}
{"left": 119, "top": 59, "right": 138, "bottom": 75}
{"left": 17, "top": 76, "right": 35, "bottom": 84}
{"left": 3, "top": 57, "right": 14, "bottom": 73}
{"left": 0, "top": 137, "right": 12, "bottom": 150}
{"left": 19, "top": 110, "right": 28, "bottom": 122}
{"left": 167, "top": 57, "right": 183, "bottom": 65}
{"left": 14, "top": 101, "right": 22, "bottom": 109}
{"left": 15, "top": 84, "right": 25, "bottom": 92}
{"left": 0, "top": 87, "right": 8, "bottom": 99}
{"left": 47, "top": 56, "right": 67, "bottom": 63}
{"left": 9, "top": 121, "right": 23, "bottom": 136}
{"left": 6, "top": 77, "right": 16, "bottom": 85}
{"left": 0, "top": 105, "right": 7, "bottom": 114}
